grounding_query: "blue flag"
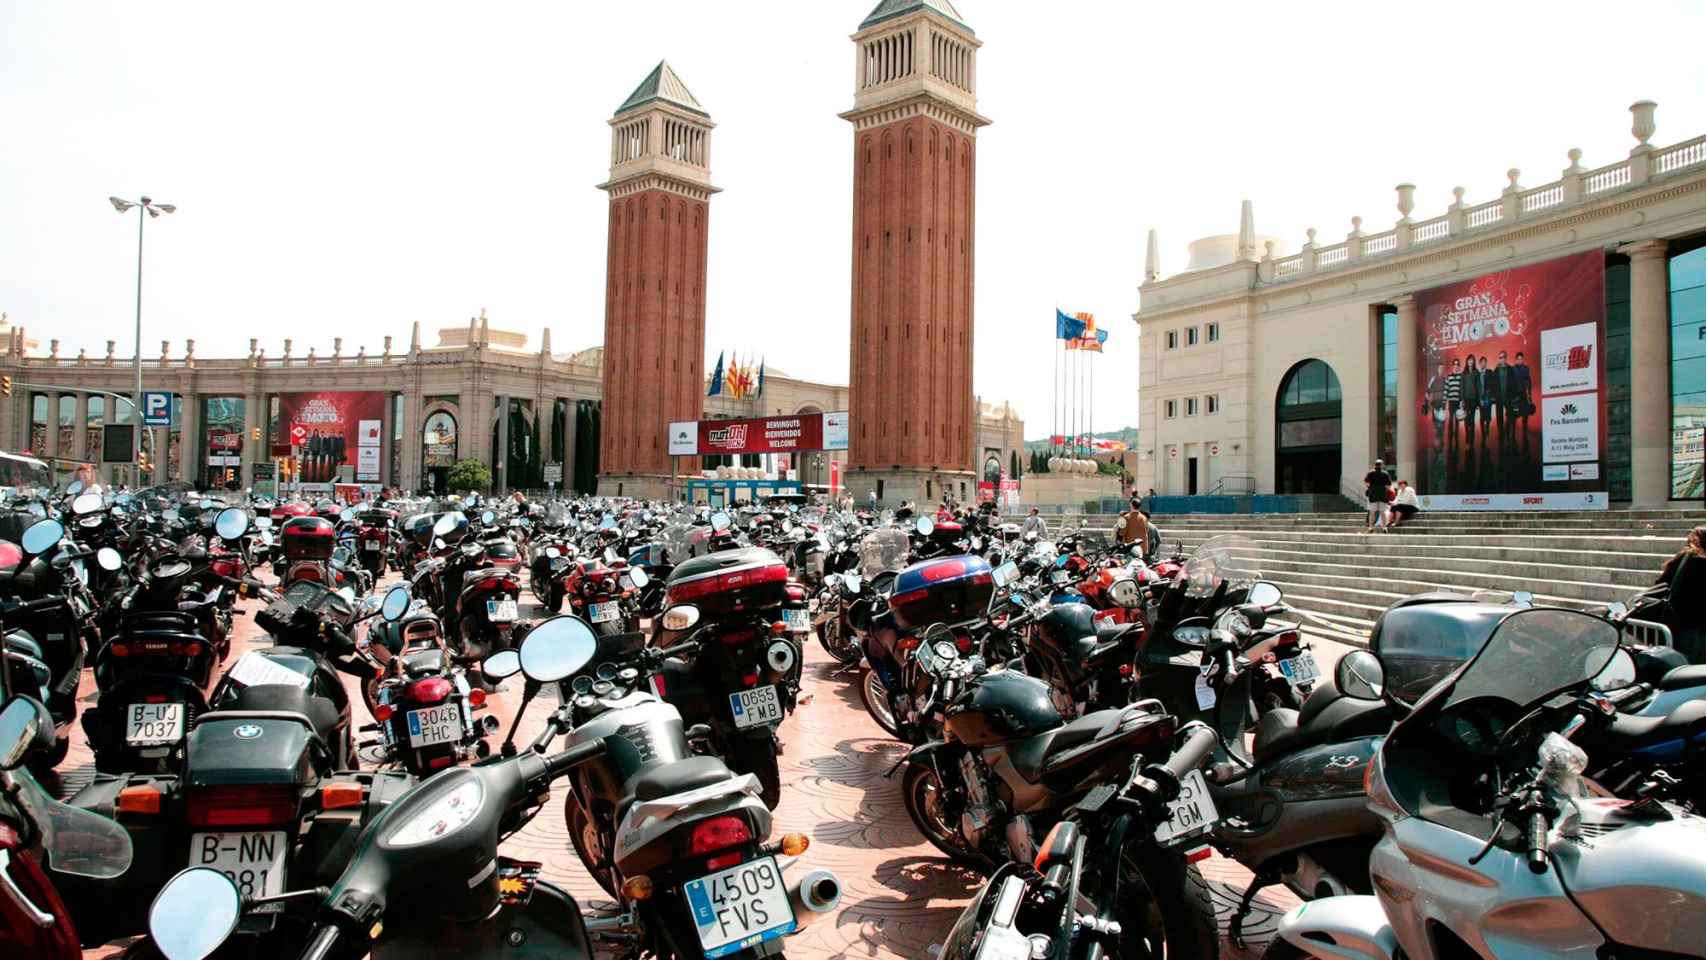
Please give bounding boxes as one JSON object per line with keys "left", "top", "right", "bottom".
{"left": 757, "top": 359, "right": 765, "bottom": 397}
{"left": 707, "top": 351, "right": 724, "bottom": 396}
{"left": 1055, "top": 309, "right": 1086, "bottom": 341}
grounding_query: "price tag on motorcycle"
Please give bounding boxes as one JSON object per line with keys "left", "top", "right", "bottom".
{"left": 1152, "top": 769, "right": 1219, "bottom": 846}
{"left": 486, "top": 598, "right": 519, "bottom": 623}
{"left": 729, "top": 685, "right": 783, "bottom": 728}
{"left": 587, "top": 602, "right": 621, "bottom": 624}
{"left": 1193, "top": 665, "right": 1217, "bottom": 711}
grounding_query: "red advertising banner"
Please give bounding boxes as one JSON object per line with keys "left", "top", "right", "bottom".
{"left": 274, "top": 392, "right": 387, "bottom": 485}
{"left": 1414, "top": 251, "right": 1607, "bottom": 510}
{"left": 697, "top": 414, "right": 825, "bottom": 455}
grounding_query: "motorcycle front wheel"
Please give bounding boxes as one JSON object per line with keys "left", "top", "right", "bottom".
{"left": 566, "top": 801, "right": 619, "bottom": 898}
{"left": 900, "top": 764, "right": 994, "bottom": 870}
{"left": 1114, "top": 849, "right": 1221, "bottom": 960}
{"left": 860, "top": 669, "right": 902, "bottom": 737}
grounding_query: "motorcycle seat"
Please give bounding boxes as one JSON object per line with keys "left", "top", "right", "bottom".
{"left": 120, "top": 610, "right": 200, "bottom": 633}
{"left": 1601, "top": 699, "right": 1706, "bottom": 749}
{"left": 626, "top": 756, "right": 736, "bottom": 805}
{"left": 1094, "top": 620, "right": 1139, "bottom": 642}
{"left": 1008, "top": 706, "right": 1161, "bottom": 784}
{"left": 1660, "top": 664, "right": 1706, "bottom": 691}
{"left": 225, "top": 684, "right": 343, "bottom": 748}
{"left": 462, "top": 568, "right": 508, "bottom": 586}
{"left": 1252, "top": 695, "right": 1390, "bottom": 764}
{"left": 399, "top": 648, "right": 447, "bottom": 677}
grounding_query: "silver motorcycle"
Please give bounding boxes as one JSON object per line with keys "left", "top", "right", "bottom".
{"left": 1274, "top": 606, "right": 1706, "bottom": 960}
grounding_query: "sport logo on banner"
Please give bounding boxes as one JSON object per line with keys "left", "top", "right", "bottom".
{"left": 706, "top": 424, "right": 749, "bottom": 451}
{"left": 1540, "top": 322, "right": 1599, "bottom": 395}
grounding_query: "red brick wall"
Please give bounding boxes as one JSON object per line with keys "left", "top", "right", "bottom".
{"left": 848, "top": 115, "right": 976, "bottom": 473}
{"left": 600, "top": 188, "right": 709, "bottom": 476}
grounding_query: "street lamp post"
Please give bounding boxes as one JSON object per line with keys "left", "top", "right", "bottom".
{"left": 109, "top": 195, "right": 174, "bottom": 482}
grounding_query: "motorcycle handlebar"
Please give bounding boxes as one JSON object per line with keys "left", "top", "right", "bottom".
{"left": 1526, "top": 810, "right": 1549, "bottom": 873}
{"left": 654, "top": 639, "right": 701, "bottom": 660}
{"left": 541, "top": 737, "right": 609, "bottom": 779}
{"left": 298, "top": 923, "right": 341, "bottom": 960}
{"left": 1159, "top": 722, "right": 1218, "bottom": 784}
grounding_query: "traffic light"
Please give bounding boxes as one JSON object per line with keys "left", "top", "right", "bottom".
{"left": 136, "top": 450, "right": 150, "bottom": 473}
{"left": 1, "top": 376, "right": 11, "bottom": 397}
{"left": 251, "top": 426, "right": 262, "bottom": 441}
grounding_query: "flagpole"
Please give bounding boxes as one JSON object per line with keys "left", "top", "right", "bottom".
{"left": 1053, "top": 331, "right": 1060, "bottom": 458}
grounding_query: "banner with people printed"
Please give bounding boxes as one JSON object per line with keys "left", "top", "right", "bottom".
{"left": 274, "top": 391, "right": 387, "bottom": 485}
{"left": 1414, "top": 251, "right": 1608, "bottom": 510}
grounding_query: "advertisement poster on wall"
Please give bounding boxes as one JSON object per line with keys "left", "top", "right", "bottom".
{"left": 668, "top": 412, "right": 843, "bottom": 457}
{"left": 1414, "top": 250, "right": 1607, "bottom": 510}
{"left": 275, "top": 392, "right": 386, "bottom": 486}
{"left": 422, "top": 411, "right": 458, "bottom": 466}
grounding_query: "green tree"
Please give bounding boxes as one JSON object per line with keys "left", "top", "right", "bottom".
{"left": 1010, "top": 449, "right": 1022, "bottom": 480}
{"left": 446, "top": 458, "right": 491, "bottom": 493}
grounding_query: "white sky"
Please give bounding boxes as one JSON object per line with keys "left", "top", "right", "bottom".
{"left": 5, "top": 1, "right": 1704, "bottom": 442}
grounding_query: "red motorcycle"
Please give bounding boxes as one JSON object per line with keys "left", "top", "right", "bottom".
{"left": 0, "top": 695, "right": 133, "bottom": 960}
{"left": 278, "top": 515, "right": 337, "bottom": 586}
{"left": 560, "top": 554, "right": 642, "bottom": 635}
{"left": 355, "top": 507, "right": 396, "bottom": 578}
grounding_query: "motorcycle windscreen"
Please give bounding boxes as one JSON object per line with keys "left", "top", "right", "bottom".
{"left": 7, "top": 768, "right": 132, "bottom": 879}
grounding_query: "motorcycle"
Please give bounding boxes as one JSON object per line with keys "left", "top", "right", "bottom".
{"left": 1275, "top": 606, "right": 1706, "bottom": 960}
{"left": 361, "top": 584, "right": 499, "bottom": 775}
{"left": 0, "top": 695, "right": 134, "bottom": 959}
{"left": 1, "top": 516, "right": 100, "bottom": 768}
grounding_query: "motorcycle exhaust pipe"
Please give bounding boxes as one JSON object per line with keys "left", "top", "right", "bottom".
{"left": 786, "top": 870, "right": 841, "bottom": 928}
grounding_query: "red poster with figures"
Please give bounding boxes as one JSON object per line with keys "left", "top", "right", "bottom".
{"left": 275, "top": 392, "right": 386, "bottom": 485}
{"left": 1414, "top": 251, "right": 1606, "bottom": 510}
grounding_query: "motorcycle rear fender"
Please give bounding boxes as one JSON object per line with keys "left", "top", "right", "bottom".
{"left": 1276, "top": 896, "right": 1396, "bottom": 960}
{"left": 611, "top": 773, "right": 771, "bottom": 868}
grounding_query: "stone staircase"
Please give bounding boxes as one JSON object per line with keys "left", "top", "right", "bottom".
{"left": 1150, "top": 508, "right": 1700, "bottom": 644}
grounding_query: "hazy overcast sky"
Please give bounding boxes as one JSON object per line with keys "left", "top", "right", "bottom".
{"left": 4, "top": 1, "right": 1704, "bottom": 440}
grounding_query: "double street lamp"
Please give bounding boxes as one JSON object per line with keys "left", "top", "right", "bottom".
{"left": 109, "top": 195, "right": 174, "bottom": 478}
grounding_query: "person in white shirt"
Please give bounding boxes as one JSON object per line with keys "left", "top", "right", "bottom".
{"left": 1021, "top": 507, "right": 1048, "bottom": 537}
{"left": 1389, "top": 479, "right": 1420, "bottom": 529}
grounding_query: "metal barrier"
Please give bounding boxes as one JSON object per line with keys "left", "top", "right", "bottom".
{"left": 1624, "top": 617, "right": 1674, "bottom": 649}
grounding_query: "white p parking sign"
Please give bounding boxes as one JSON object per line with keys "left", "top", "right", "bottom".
{"left": 141, "top": 390, "right": 173, "bottom": 426}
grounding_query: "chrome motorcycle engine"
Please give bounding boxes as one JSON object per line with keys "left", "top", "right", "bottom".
{"left": 959, "top": 752, "right": 1002, "bottom": 847}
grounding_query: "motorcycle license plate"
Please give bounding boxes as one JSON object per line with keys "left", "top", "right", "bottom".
{"left": 1152, "top": 769, "right": 1218, "bottom": 846}
{"left": 406, "top": 704, "right": 462, "bottom": 747}
{"left": 682, "top": 855, "right": 795, "bottom": 958}
{"left": 783, "top": 608, "right": 810, "bottom": 633}
{"left": 1280, "top": 651, "right": 1320, "bottom": 688}
{"left": 364, "top": 541, "right": 381, "bottom": 551}
{"left": 588, "top": 602, "right": 620, "bottom": 624}
{"left": 190, "top": 831, "right": 287, "bottom": 898}
{"left": 729, "top": 685, "right": 783, "bottom": 729}
{"left": 126, "top": 702, "right": 185, "bottom": 745}
{"left": 486, "top": 599, "right": 519, "bottom": 623}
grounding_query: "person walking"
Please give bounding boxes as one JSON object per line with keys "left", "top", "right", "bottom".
{"left": 1389, "top": 479, "right": 1420, "bottom": 529}
{"left": 1021, "top": 507, "right": 1048, "bottom": 537}
{"left": 1364, "top": 458, "right": 1393, "bottom": 533}
{"left": 1114, "top": 497, "right": 1150, "bottom": 550}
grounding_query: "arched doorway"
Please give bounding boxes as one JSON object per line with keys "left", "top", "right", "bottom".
{"left": 1275, "top": 359, "right": 1342, "bottom": 494}
{"left": 421, "top": 409, "right": 458, "bottom": 495}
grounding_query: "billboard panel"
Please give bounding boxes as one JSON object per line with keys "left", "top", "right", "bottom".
{"left": 274, "top": 392, "right": 386, "bottom": 485}
{"left": 698, "top": 414, "right": 824, "bottom": 456}
{"left": 1414, "top": 251, "right": 1607, "bottom": 510}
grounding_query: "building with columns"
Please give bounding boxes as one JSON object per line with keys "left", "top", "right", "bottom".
{"left": 841, "top": 0, "right": 988, "bottom": 508}
{"left": 1135, "top": 100, "right": 1706, "bottom": 508}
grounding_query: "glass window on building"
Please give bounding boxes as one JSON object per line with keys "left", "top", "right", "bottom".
{"left": 1206, "top": 394, "right": 1219, "bottom": 415}
{"left": 1186, "top": 326, "right": 1199, "bottom": 346}
{"left": 1185, "top": 397, "right": 1198, "bottom": 416}
{"left": 1164, "top": 399, "right": 1177, "bottom": 419}
{"left": 1377, "top": 307, "right": 1398, "bottom": 467}
{"left": 1165, "top": 330, "right": 1178, "bottom": 350}
{"left": 1207, "top": 322, "right": 1220, "bottom": 343}
{"left": 1671, "top": 240, "right": 1706, "bottom": 500}
{"left": 1604, "top": 255, "right": 1632, "bottom": 501}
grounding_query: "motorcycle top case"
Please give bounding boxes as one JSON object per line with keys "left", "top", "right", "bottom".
{"left": 890, "top": 555, "right": 994, "bottom": 631}
{"left": 666, "top": 546, "right": 789, "bottom": 615}
{"left": 280, "top": 516, "right": 336, "bottom": 561}
{"left": 185, "top": 714, "right": 318, "bottom": 789}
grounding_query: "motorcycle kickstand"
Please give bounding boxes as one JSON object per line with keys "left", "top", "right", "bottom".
{"left": 1228, "top": 866, "right": 1279, "bottom": 951}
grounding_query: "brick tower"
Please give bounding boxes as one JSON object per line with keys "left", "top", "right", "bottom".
{"left": 596, "top": 61, "right": 717, "bottom": 498}
{"left": 841, "top": 0, "right": 988, "bottom": 508}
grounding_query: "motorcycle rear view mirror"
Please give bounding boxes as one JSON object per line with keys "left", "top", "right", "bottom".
{"left": 20, "top": 518, "right": 64, "bottom": 555}
{"left": 1247, "top": 581, "right": 1283, "bottom": 607}
{"left": 711, "top": 511, "right": 731, "bottom": 532}
{"left": 72, "top": 492, "right": 104, "bottom": 515}
{"left": 148, "top": 867, "right": 242, "bottom": 960}
{"left": 66, "top": 479, "right": 85, "bottom": 496}
{"left": 518, "top": 616, "right": 598, "bottom": 682}
{"left": 340, "top": 508, "right": 356, "bottom": 524}
{"left": 97, "top": 547, "right": 123, "bottom": 572}
{"left": 545, "top": 546, "right": 561, "bottom": 559}
{"left": 433, "top": 513, "right": 460, "bottom": 537}
{"left": 483, "top": 648, "right": 521, "bottom": 680}
{"left": 0, "top": 695, "right": 55, "bottom": 770}
{"left": 1335, "top": 651, "right": 1386, "bottom": 701}
{"left": 661, "top": 604, "right": 700, "bottom": 631}
{"left": 214, "top": 508, "right": 249, "bottom": 541}
{"left": 381, "top": 585, "right": 411, "bottom": 622}
{"left": 482, "top": 510, "right": 496, "bottom": 525}
{"left": 915, "top": 517, "right": 935, "bottom": 537}
{"left": 629, "top": 567, "right": 650, "bottom": 589}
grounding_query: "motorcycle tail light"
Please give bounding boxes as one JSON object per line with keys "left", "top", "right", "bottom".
{"left": 720, "top": 626, "right": 758, "bottom": 647}
{"left": 1275, "top": 630, "right": 1301, "bottom": 647}
{"left": 117, "top": 785, "right": 162, "bottom": 815}
{"left": 428, "top": 755, "right": 454, "bottom": 770}
{"left": 898, "top": 635, "right": 920, "bottom": 652}
{"left": 110, "top": 643, "right": 130, "bottom": 657}
{"left": 409, "top": 677, "right": 452, "bottom": 704}
{"left": 468, "top": 688, "right": 487, "bottom": 707}
{"left": 770, "top": 621, "right": 787, "bottom": 636}
{"left": 319, "top": 781, "right": 363, "bottom": 810}
{"left": 688, "top": 814, "right": 752, "bottom": 857}
{"left": 187, "top": 784, "right": 298, "bottom": 828}
{"left": 742, "top": 672, "right": 759, "bottom": 686}
{"left": 955, "top": 632, "right": 973, "bottom": 654}
{"left": 374, "top": 703, "right": 394, "bottom": 722}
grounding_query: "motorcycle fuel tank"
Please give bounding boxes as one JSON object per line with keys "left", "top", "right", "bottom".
{"left": 944, "top": 669, "right": 1062, "bottom": 747}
